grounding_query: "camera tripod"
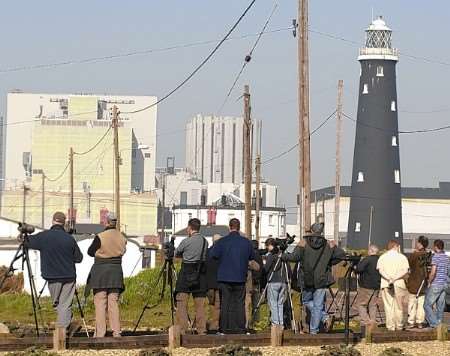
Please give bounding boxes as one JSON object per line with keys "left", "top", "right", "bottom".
{"left": 251, "top": 254, "right": 299, "bottom": 333}
{"left": 0, "top": 237, "right": 41, "bottom": 336}
{"left": 133, "top": 256, "right": 177, "bottom": 332}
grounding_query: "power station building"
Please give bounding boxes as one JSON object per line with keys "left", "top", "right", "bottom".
{"left": 1, "top": 92, "right": 158, "bottom": 235}
{"left": 347, "top": 17, "right": 403, "bottom": 249}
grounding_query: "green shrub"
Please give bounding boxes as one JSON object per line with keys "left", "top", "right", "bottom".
{"left": 209, "top": 344, "right": 262, "bottom": 356}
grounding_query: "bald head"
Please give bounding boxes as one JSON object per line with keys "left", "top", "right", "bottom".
{"left": 368, "top": 244, "right": 379, "bottom": 256}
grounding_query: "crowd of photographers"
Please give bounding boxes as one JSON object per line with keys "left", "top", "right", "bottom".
{"left": 17, "top": 211, "right": 450, "bottom": 337}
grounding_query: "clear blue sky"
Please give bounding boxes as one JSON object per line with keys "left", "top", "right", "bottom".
{"left": 1, "top": 1, "right": 449, "bottom": 222}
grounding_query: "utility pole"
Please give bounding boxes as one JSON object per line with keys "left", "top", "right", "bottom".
{"left": 41, "top": 173, "right": 45, "bottom": 229}
{"left": 334, "top": 80, "right": 343, "bottom": 243}
{"left": 161, "top": 172, "right": 166, "bottom": 242}
{"left": 69, "top": 147, "right": 74, "bottom": 230}
{"left": 254, "top": 121, "right": 262, "bottom": 243}
{"left": 112, "top": 105, "right": 121, "bottom": 230}
{"left": 298, "top": 0, "right": 311, "bottom": 236}
{"left": 243, "top": 85, "right": 252, "bottom": 239}
{"left": 22, "top": 184, "right": 29, "bottom": 222}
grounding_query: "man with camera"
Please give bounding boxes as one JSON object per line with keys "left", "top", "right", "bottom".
{"left": 211, "top": 218, "right": 260, "bottom": 334}
{"left": 376, "top": 240, "right": 409, "bottom": 331}
{"left": 424, "top": 239, "right": 449, "bottom": 329}
{"left": 86, "top": 212, "right": 127, "bottom": 337}
{"left": 406, "top": 235, "right": 429, "bottom": 329}
{"left": 174, "top": 218, "right": 208, "bottom": 335}
{"left": 264, "top": 238, "right": 290, "bottom": 328}
{"left": 354, "top": 244, "right": 381, "bottom": 328}
{"left": 281, "top": 224, "right": 345, "bottom": 335}
{"left": 25, "top": 212, "right": 83, "bottom": 331}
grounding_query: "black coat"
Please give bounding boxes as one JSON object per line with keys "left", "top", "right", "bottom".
{"left": 175, "top": 262, "right": 207, "bottom": 295}
{"left": 282, "top": 235, "right": 345, "bottom": 289}
{"left": 26, "top": 225, "right": 83, "bottom": 281}
{"left": 206, "top": 247, "right": 219, "bottom": 290}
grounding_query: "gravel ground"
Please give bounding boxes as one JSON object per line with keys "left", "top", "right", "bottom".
{"left": 6, "top": 341, "right": 434, "bottom": 356}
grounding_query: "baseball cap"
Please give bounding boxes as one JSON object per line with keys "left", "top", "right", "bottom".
{"left": 53, "top": 211, "right": 66, "bottom": 224}
{"left": 106, "top": 212, "right": 117, "bottom": 222}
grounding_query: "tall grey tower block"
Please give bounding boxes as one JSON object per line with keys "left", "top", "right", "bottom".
{"left": 347, "top": 17, "right": 403, "bottom": 249}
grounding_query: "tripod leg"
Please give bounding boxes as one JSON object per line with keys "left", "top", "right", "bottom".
{"left": 75, "top": 290, "right": 89, "bottom": 337}
{"left": 283, "top": 262, "right": 297, "bottom": 333}
{"left": 23, "top": 248, "right": 40, "bottom": 337}
{"left": 0, "top": 244, "right": 24, "bottom": 290}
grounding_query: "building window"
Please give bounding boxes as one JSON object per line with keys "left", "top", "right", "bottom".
{"left": 355, "top": 222, "right": 361, "bottom": 232}
{"left": 392, "top": 136, "right": 398, "bottom": 146}
{"left": 376, "top": 66, "right": 384, "bottom": 77}
{"left": 145, "top": 153, "right": 151, "bottom": 158}
{"left": 269, "top": 214, "right": 274, "bottom": 226}
{"left": 394, "top": 170, "right": 400, "bottom": 184}
{"left": 391, "top": 101, "right": 396, "bottom": 111}
{"left": 395, "top": 231, "right": 400, "bottom": 238}
{"left": 357, "top": 172, "right": 364, "bottom": 182}
{"left": 180, "top": 191, "right": 188, "bottom": 205}
{"left": 363, "top": 84, "right": 368, "bottom": 94}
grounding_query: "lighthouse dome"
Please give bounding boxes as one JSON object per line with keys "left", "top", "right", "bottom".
{"left": 368, "top": 16, "right": 391, "bottom": 32}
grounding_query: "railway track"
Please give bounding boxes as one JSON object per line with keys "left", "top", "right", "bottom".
{"left": 0, "top": 329, "right": 442, "bottom": 351}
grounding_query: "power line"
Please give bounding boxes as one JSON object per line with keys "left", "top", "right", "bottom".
{"left": 261, "top": 110, "right": 337, "bottom": 165}
{"left": 121, "top": 0, "right": 258, "bottom": 115}
{"left": 0, "top": 27, "right": 292, "bottom": 75}
{"left": 45, "top": 161, "right": 70, "bottom": 182}
{"left": 73, "top": 126, "right": 112, "bottom": 155}
{"left": 342, "top": 112, "right": 450, "bottom": 134}
{"left": 217, "top": 3, "right": 279, "bottom": 114}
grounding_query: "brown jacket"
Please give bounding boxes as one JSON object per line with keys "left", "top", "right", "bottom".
{"left": 407, "top": 251, "right": 428, "bottom": 295}
{"left": 96, "top": 228, "right": 127, "bottom": 259}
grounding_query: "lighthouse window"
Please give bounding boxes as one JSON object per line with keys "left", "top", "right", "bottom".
{"left": 357, "top": 172, "right": 364, "bottom": 182}
{"left": 355, "top": 222, "right": 361, "bottom": 232}
{"left": 376, "top": 66, "right": 384, "bottom": 77}
{"left": 391, "top": 101, "right": 396, "bottom": 111}
{"left": 395, "top": 231, "right": 400, "bottom": 238}
{"left": 394, "top": 170, "right": 400, "bottom": 184}
{"left": 392, "top": 136, "right": 398, "bottom": 146}
{"left": 363, "top": 84, "right": 368, "bottom": 94}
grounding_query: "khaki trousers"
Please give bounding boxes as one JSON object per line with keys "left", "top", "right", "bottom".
{"left": 356, "top": 287, "right": 379, "bottom": 325}
{"left": 175, "top": 292, "right": 206, "bottom": 335}
{"left": 93, "top": 290, "right": 121, "bottom": 337}
{"left": 381, "top": 286, "right": 408, "bottom": 330}
{"left": 208, "top": 289, "right": 220, "bottom": 331}
{"left": 407, "top": 293, "right": 425, "bottom": 325}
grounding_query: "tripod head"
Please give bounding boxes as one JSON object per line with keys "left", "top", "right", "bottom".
{"left": 163, "top": 235, "right": 176, "bottom": 261}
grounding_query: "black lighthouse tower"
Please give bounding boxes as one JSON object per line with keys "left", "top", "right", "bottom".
{"left": 347, "top": 17, "right": 403, "bottom": 249}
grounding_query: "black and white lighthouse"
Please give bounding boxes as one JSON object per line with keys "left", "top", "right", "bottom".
{"left": 347, "top": 17, "right": 403, "bottom": 250}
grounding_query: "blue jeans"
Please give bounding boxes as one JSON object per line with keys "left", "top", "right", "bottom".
{"left": 267, "top": 282, "right": 286, "bottom": 326}
{"left": 302, "top": 288, "right": 328, "bottom": 334}
{"left": 424, "top": 284, "right": 446, "bottom": 328}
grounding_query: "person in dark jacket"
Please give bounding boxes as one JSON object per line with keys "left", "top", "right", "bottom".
{"left": 26, "top": 211, "right": 83, "bottom": 331}
{"left": 245, "top": 240, "right": 264, "bottom": 329}
{"left": 355, "top": 244, "right": 381, "bottom": 327}
{"left": 86, "top": 212, "right": 126, "bottom": 337}
{"left": 211, "top": 218, "right": 260, "bottom": 334}
{"left": 264, "top": 238, "right": 290, "bottom": 327}
{"left": 282, "top": 233, "right": 345, "bottom": 334}
{"left": 206, "top": 234, "right": 222, "bottom": 332}
{"left": 406, "top": 235, "right": 429, "bottom": 329}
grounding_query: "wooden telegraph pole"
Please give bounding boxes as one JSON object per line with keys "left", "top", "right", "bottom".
{"left": 334, "top": 80, "right": 344, "bottom": 243}
{"left": 112, "top": 105, "right": 121, "bottom": 230}
{"left": 69, "top": 147, "right": 74, "bottom": 230}
{"left": 243, "top": 85, "right": 252, "bottom": 239}
{"left": 255, "top": 121, "right": 262, "bottom": 243}
{"left": 298, "top": 0, "right": 311, "bottom": 236}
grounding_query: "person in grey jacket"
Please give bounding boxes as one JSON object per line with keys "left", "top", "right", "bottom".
{"left": 282, "top": 233, "right": 345, "bottom": 334}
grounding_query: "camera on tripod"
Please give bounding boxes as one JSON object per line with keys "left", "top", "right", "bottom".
{"left": 275, "top": 233, "right": 296, "bottom": 251}
{"left": 17, "top": 222, "right": 35, "bottom": 241}
{"left": 340, "top": 253, "right": 362, "bottom": 266}
{"left": 163, "top": 235, "right": 176, "bottom": 260}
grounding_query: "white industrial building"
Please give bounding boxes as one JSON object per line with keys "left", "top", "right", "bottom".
{"left": 172, "top": 192, "right": 286, "bottom": 239}
{"left": 294, "top": 182, "right": 450, "bottom": 253}
{"left": 3, "top": 91, "right": 157, "bottom": 192}
{"left": 185, "top": 114, "right": 261, "bottom": 185}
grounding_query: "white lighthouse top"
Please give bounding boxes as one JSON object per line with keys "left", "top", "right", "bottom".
{"left": 358, "top": 16, "right": 398, "bottom": 61}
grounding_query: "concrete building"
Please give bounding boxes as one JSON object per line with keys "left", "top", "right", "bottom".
{"left": 185, "top": 114, "right": 261, "bottom": 184}
{"left": 4, "top": 92, "right": 157, "bottom": 192}
{"left": 347, "top": 17, "right": 403, "bottom": 249}
{"left": 308, "top": 182, "right": 450, "bottom": 253}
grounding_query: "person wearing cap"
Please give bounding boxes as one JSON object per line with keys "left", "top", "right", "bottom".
{"left": 86, "top": 212, "right": 127, "bottom": 337}
{"left": 26, "top": 211, "right": 83, "bottom": 331}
